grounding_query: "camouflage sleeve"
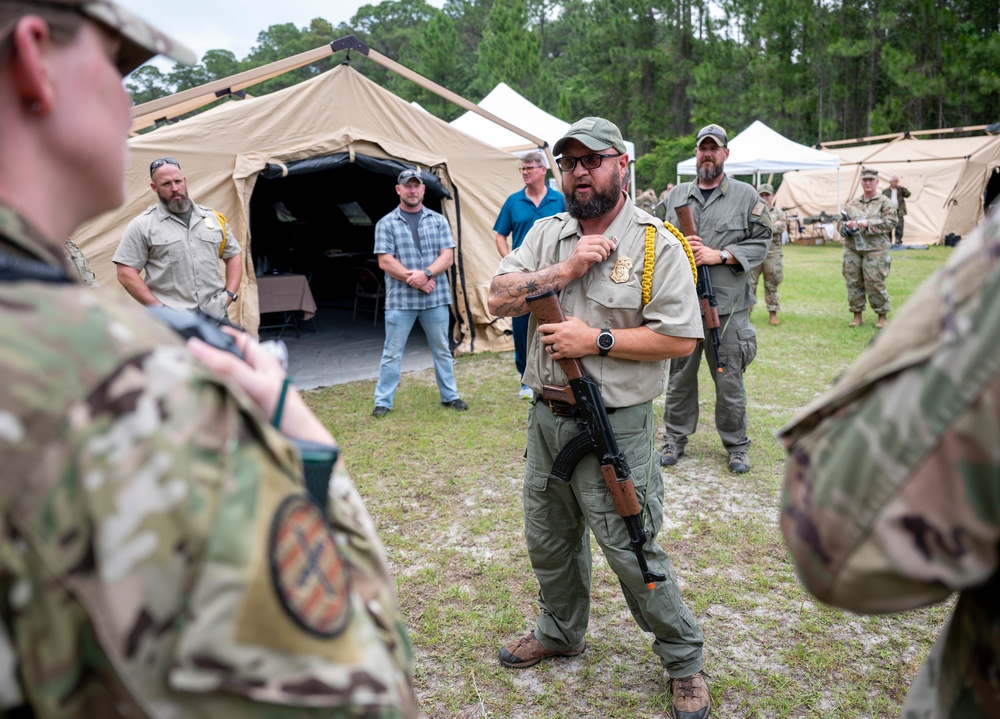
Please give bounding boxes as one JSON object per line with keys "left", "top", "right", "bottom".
{"left": 3, "top": 302, "right": 415, "bottom": 717}
{"left": 64, "top": 239, "right": 99, "bottom": 287}
{"left": 780, "top": 215, "right": 1000, "bottom": 615}
{"left": 771, "top": 208, "right": 788, "bottom": 236}
{"left": 871, "top": 196, "right": 898, "bottom": 233}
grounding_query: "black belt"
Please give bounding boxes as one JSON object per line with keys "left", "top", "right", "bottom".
{"left": 542, "top": 399, "right": 616, "bottom": 416}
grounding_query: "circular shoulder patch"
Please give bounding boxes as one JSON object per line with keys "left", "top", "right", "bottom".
{"left": 269, "top": 495, "right": 352, "bottom": 637}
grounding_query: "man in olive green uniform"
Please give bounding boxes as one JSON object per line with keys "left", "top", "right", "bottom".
{"left": 489, "top": 117, "right": 711, "bottom": 719}
{"left": 749, "top": 183, "right": 787, "bottom": 325}
{"left": 656, "top": 124, "right": 772, "bottom": 474}
{"left": 882, "top": 175, "right": 911, "bottom": 245}
{"left": 839, "top": 167, "right": 898, "bottom": 328}
{"left": 780, "top": 209, "right": 1000, "bottom": 718}
{"left": 0, "top": 2, "right": 416, "bottom": 716}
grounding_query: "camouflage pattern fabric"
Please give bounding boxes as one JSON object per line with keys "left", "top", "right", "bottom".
{"left": 749, "top": 206, "right": 786, "bottom": 312}
{"left": 636, "top": 189, "right": 658, "bottom": 215}
{"left": 838, "top": 193, "right": 897, "bottom": 253}
{"left": 779, "top": 211, "right": 1000, "bottom": 718}
{"left": 64, "top": 238, "right": 98, "bottom": 287}
{"left": 838, "top": 193, "right": 897, "bottom": 315}
{"left": 77, "top": 0, "right": 197, "bottom": 73}
{"left": 0, "top": 202, "right": 417, "bottom": 718}
{"left": 842, "top": 246, "right": 892, "bottom": 314}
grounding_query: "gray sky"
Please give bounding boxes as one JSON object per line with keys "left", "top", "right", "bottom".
{"left": 116, "top": 0, "right": 442, "bottom": 69}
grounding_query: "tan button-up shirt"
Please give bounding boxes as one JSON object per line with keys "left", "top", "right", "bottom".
{"left": 495, "top": 197, "right": 703, "bottom": 408}
{"left": 114, "top": 201, "right": 241, "bottom": 317}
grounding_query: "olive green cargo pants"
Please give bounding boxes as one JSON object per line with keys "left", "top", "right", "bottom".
{"left": 523, "top": 401, "right": 704, "bottom": 677}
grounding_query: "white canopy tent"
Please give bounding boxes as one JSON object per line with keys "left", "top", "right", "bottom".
{"left": 450, "top": 82, "right": 638, "bottom": 196}
{"left": 677, "top": 120, "right": 840, "bottom": 180}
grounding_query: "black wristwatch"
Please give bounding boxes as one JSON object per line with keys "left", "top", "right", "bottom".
{"left": 597, "top": 328, "right": 615, "bottom": 356}
{"left": 424, "top": 268, "right": 433, "bottom": 278}
{"left": 226, "top": 290, "right": 238, "bottom": 302}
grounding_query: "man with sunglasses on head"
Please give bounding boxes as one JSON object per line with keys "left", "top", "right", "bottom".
{"left": 113, "top": 156, "right": 243, "bottom": 320}
{"left": 489, "top": 117, "right": 711, "bottom": 719}
{"left": 0, "top": 1, "right": 417, "bottom": 716}
{"left": 655, "top": 124, "right": 772, "bottom": 475}
{"left": 493, "top": 151, "right": 566, "bottom": 400}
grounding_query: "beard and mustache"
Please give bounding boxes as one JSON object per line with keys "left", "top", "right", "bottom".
{"left": 165, "top": 194, "right": 192, "bottom": 214}
{"left": 696, "top": 156, "right": 724, "bottom": 183}
{"left": 564, "top": 174, "right": 622, "bottom": 221}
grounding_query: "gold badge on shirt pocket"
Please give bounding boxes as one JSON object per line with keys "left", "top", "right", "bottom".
{"left": 610, "top": 256, "right": 633, "bottom": 284}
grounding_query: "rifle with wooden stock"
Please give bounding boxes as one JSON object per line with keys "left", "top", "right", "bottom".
{"left": 675, "top": 204, "right": 724, "bottom": 374}
{"left": 525, "top": 289, "right": 666, "bottom": 590}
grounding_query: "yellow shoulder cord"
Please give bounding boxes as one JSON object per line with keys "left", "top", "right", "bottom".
{"left": 214, "top": 211, "right": 230, "bottom": 259}
{"left": 642, "top": 223, "right": 697, "bottom": 306}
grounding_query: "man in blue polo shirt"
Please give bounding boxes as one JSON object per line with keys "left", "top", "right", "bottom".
{"left": 371, "top": 169, "right": 468, "bottom": 418}
{"left": 494, "top": 151, "right": 567, "bottom": 400}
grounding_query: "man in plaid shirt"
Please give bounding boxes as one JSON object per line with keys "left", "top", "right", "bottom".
{"left": 371, "top": 169, "right": 469, "bottom": 418}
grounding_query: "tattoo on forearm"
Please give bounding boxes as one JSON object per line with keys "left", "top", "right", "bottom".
{"left": 492, "top": 266, "right": 563, "bottom": 314}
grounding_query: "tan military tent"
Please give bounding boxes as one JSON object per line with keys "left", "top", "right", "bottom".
{"left": 73, "top": 64, "right": 522, "bottom": 353}
{"left": 776, "top": 133, "right": 1000, "bottom": 245}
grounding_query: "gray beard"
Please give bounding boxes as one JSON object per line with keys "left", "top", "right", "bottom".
{"left": 566, "top": 186, "right": 619, "bottom": 221}
{"left": 166, "top": 195, "right": 192, "bottom": 214}
{"left": 697, "top": 162, "right": 724, "bottom": 183}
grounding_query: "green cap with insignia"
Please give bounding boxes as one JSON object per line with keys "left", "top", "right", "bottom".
{"left": 860, "top": 167, "right": 879, "bottom": 179}
{"left": 757, "top": 183, "right": 775, "bottom": 195}
{"left": 554, "top": 116, "right": 627, "bottom": 156}
{"left": 1, "top": 0, "right": 197, "bottom": 74}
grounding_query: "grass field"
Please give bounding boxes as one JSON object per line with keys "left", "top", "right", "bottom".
{"left": 305, "top": 242, "right": 953, "bottom": 719}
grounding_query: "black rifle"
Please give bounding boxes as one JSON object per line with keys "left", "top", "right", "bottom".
{"left": 675, "top": 204, "right": 724, "bottom": 374}
{"left": 526, "top": 290, "right": 666, "bottom": 589}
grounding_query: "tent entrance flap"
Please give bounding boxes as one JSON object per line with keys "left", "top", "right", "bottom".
{"left": 249, "top": 153, "right": 448, "bottom": 313}
{"left": 261, "top": 152, "right": 452, "bottom": 200}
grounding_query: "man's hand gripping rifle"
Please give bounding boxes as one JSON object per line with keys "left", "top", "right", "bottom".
{"left": 526, "top": 289, "right": 666, "bottom": 590}
{"left": 676, "top": 204, "right": 724, "bottom": 374}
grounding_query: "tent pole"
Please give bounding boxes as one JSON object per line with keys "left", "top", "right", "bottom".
{"left": 129, "top": 45, "right": 335, "bottom": 133}
{"left": 330, "top": 36, "right": 549, "bottom": 155}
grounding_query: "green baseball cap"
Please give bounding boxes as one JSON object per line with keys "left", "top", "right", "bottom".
{"left": 2, "top": 0, "right": 197, "bottom": 74}
{"left": 553, "top": 117, "right": 627, "bottom": 156}
{"left": 757, "top": 183, "right": 775, "bottom": 195}
{"left": 860, "top": 167, "right": 879, "bottom": 179}
{"left": 696, "top": 124, "right": 728, "bottom": 148}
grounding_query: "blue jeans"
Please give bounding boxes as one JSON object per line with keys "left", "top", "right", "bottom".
{"left": 374, "top": 304, "right": 459, "bottom": 408}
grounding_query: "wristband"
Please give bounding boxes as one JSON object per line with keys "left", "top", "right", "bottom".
{"left": 273, "top": 376, "right": 292, "bottom": 428}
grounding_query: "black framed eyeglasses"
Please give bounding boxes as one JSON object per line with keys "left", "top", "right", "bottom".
{"left": 149, "top": 157, "right": 181, "bottom": 176}
{"left": 556, "top": 153, "right": 622, "bottom": 172}
{"left": 520, "top": 166, "right": 544, "bottom": 173}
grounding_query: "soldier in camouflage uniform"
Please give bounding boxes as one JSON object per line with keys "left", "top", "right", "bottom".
{"left": 0, "top": 2, "right": 416, "bottom": 717}
{"left": 64, "top": 238, "right": 98, "bottom": 287}
{"left": 838, "top": 167, "right": 898, "bottom": 329}
{"left": 748, "top": 184, "right": 787, "bottom": 325}
{"left": 779, "top": 209, "right": 1000, "bottom": 718}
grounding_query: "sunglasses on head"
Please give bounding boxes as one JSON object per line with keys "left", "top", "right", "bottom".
{"left": 149, "top": 158, "right": 181, "bottom": 176}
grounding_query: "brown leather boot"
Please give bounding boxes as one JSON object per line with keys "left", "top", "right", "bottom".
{"left": 848, "top": 312, "right": 863, "bottom": 327}
{"left": 875, "top": 314, "right": 888, "bottom": 329}
{"left": 671, "top": 671, "right": 711, "bottom": 719}
{"left": 768, "top": 311, "right": 779, "bottom": 326}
